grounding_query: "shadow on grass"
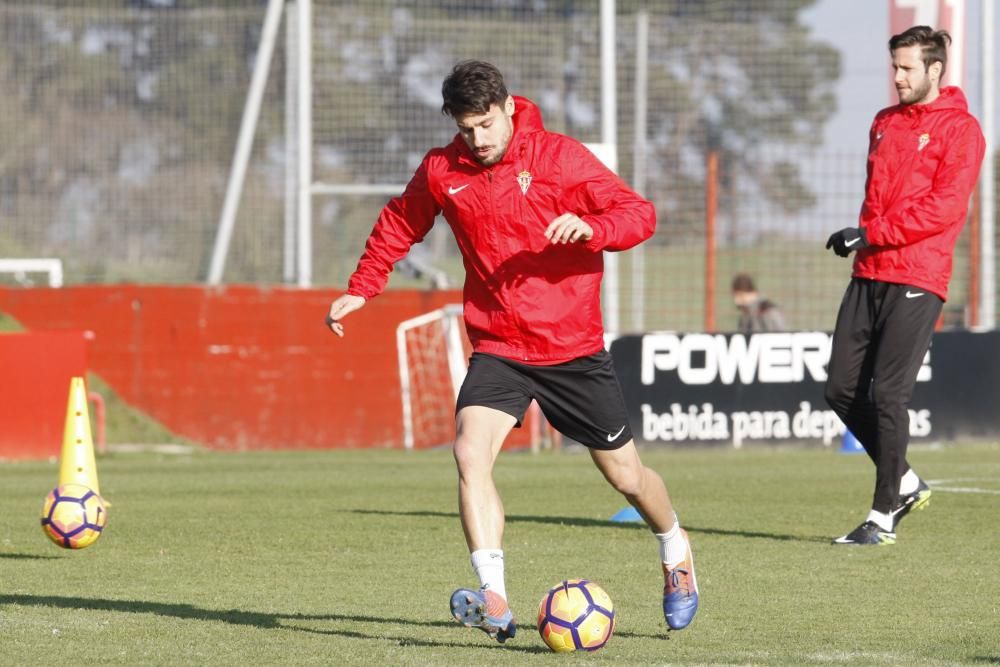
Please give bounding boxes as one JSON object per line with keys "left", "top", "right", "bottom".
{"left": 348, "top": 508, "right": 829, "bottom": 543}
{"left": 0, "top": 553, "right": 61, "bottom": 560}
{"left": 0, "top": 594, "right": 551, "bottom": 653}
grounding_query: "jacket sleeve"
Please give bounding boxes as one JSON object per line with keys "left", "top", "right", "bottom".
{"left": 559, "top": 140, "right": 656, "bottom": 252}
{"left": 857, "top": 118, "right": 882, "bottom": 219}
{"left": 346, "top": 159, "right": 441, "bottom": 299}
{"left": 864, "top": 117, "right": 985, "bottom": 247}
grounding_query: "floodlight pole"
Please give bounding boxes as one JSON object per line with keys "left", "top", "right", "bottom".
{"left": 600, "top": 0, "right": 619, "bottom": 334}
{"left": 296, "top": 0, "right": 313, "bottom": 288}
{"left": 632, "top": 10, "right": 649, "bottom": 332}
{"left": 980, "top": 0, "right": 996, "bottom": 329}
{"left": 283, "top": 1, "right": 299, "bottom": 284}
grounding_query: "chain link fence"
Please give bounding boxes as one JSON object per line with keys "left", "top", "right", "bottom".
{"left": 1, "top": 1, "right": 996, "bottom": 332}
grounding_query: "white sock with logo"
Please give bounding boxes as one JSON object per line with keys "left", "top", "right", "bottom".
{"left": 655, "top": 514, "right": 688, "bottom": 568}
{"left": 899, "top": 468, "right": 920, "bottom": 496}
{"left": 471, "top": 549, "right": 507, "bottom": 601}
{"left": 866, "top": 509, "right": 894, "bottom": 532}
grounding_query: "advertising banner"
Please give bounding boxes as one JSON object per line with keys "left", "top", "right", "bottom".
{"left": 610, "top": 330, "right": 1000, "bottom": 447}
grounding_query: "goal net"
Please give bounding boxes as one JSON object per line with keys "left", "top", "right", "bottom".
{"left": 396, "top": 304, "right": 559, "bottom": 451}
{"left": 396, "top": 304, "right": 469, "bottom": 449}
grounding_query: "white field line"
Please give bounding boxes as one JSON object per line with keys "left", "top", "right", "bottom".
{"left": 927, "top": 478, "right": 1000, "bottom": 495}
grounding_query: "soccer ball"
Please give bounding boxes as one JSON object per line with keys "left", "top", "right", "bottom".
{"left": 537, "top": 579, "right": 615, "bottom": 652}
{"left": 40, "top": 484, "right": 107, "bottom": 549}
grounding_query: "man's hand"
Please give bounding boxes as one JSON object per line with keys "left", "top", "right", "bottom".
{"left": 325, "top": 294, "right": 366, "bottom": 337}
{"left": 825, "top": 227, "right": 869, "bottom": 258}
{"left": 544, "top": 213, "right": 593, "bottom": 244}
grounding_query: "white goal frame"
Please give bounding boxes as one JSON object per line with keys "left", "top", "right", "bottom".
{"left": 0, "top": 258, "right": 64, "bottom": 287}
{"left": 396, "top": 304, "right": 467, "bottom": 449}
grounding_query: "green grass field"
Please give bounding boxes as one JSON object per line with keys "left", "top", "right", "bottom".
{"left": 2, "top": 443, "right": 998, "bottom": 665}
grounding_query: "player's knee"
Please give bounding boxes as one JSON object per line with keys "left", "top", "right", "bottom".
{"left": 606, "top": 466, "right": 644, "bottom": 498}
{"left": 452, "top": 436, "right": 474, "bottom": 466}
{"left": 452, "top": 436, "right": 488, "bottom": 475}
{"left": 870, "top": 390, "right": 906, "bottom": 416}
{"left": 824, "top": 380, "right": 847, "bottom": 412}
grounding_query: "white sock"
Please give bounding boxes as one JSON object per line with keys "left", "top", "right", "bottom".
{"left": 866, "top": 509, "right": 894, "bottom": 532}
{"left": 471, "top": 549, "right": 507, "bottom": 601}
{"left": 899, "top": 468, "right": 920, "bottom": 495}
{"left": 655, "top": 514, "right": 688, "bottom": 568}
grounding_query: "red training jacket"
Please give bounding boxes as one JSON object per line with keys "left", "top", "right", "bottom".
{"left": 855, "top": 86, "right": 985, "bottom": 300}
{"left": 346, "top": 96, "right": 655, "bottom": 364}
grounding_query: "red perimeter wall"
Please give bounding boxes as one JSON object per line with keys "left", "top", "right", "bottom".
{"left": 0, "top": 286, "right": 464, "bottom": 450}
{"left": 0, "top": 330, "right": 89, "bottom": 458}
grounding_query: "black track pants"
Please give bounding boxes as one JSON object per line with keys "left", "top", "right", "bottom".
{"left": 824, "top": 278, "right": 943, "bottom": 514}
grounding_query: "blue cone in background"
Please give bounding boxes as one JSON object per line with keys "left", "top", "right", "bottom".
{"left": 839, "top": 429, "right": 865, "bottom": 454}
{"left": 610, "top": 506, "right": 644, "bottom": 523}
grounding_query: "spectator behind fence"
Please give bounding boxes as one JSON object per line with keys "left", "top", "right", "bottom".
{"left": 731, "top": 273, "right": 786, "bottom": 333}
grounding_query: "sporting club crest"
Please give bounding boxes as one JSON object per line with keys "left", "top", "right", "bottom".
{"left": 517, "top": 170, "right": 532, "bottom": 195}
{"left": 918, "top": 133, "right": 930, "bottom": 151}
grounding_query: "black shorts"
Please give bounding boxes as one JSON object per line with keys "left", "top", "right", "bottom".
{"left": 455, "top": 351, "right": 633, "bottom": 450}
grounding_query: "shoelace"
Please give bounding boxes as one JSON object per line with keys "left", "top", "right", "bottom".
{"left": 666, "top": 567, "right": 691, "bottom": 595}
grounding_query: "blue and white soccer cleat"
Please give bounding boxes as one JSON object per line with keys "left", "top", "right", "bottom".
{"left": 662, "top": 529, "right": 699, "bottom": 631}
{"left": 450, "top": 587, "right": 517, "bottom": 643}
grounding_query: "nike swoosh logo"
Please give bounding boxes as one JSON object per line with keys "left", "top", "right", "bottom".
{"left": 844, "top": 237, "right": 861, "bottom": 247}
{"left": 905, "top": 291, "right": 925, "bottom": 299}
{"left": 607, "top": 425, "right": 626, "bottom": 442}
{"left": 448, "top": 184, "right": 469, "bottom": 195}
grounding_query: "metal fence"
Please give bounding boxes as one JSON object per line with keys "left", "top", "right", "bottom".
{"left": 1, "top": 1, "right": 996, "bottom": 333}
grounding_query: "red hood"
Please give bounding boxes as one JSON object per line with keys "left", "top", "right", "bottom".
{"left": 511, "top": 95, "right": 545, "bottom": 134}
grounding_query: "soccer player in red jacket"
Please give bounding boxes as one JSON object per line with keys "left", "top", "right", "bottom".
{"left": 326, "top": 61, "right": 698, "bottom": 638}
{"left": 824, "top": 26, "right": 985, "bottom": 545}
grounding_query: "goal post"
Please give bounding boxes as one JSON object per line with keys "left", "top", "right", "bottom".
{"left": 396, "top": 304, "right": 562, "bottom": 452}
{"left": 396, "top": 304, "right": 468, "bottom": 449}
{"left": 0, "top": 258, "right": 64, "bottom": 288}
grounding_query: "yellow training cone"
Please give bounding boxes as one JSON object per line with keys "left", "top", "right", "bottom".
{"left": 58, "top": 376, "right": 100, "bottom": 496}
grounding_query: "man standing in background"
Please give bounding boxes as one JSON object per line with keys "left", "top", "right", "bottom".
{"left": 824, "top": 26, "right": 984, "bottom": 545}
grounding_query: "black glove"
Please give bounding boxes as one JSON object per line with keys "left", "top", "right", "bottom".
{"left": 825, "top": 227, "right": 868, "bottom": 258}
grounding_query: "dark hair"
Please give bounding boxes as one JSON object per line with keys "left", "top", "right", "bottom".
{"left": 889, "top": 25, "right": 951, "bottom": 75}
{"left": 441, "top": 60, "right": 509, "bottom": 118}
{"left": 731, "top": 273, "right": 756, "bottom": 293}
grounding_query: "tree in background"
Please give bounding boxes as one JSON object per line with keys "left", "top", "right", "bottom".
{"left": 0, "top": 1, "right": 840, "bottom": 285}
{"left": 622, "top": 0, "right": 840, "bottom": 239}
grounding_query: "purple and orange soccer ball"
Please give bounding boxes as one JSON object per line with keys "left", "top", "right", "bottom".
{"left": 40, "top": 484, "right": 108, "bottom": 549}
{"left": 537, "top": 579, "right": 615, "bottom": 652}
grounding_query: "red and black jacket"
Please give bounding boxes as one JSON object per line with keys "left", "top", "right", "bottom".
{"left": 855, "top": 86, "right": 985, "bottom": 300}
{"left": 347, "top": 96, "right": 655, "bottom": 363}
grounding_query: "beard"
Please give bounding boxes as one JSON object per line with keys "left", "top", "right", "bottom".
{"left": 475, "top": 147, "right": 506, "bottom": 167}
{"left": 471, "top": 122, "right": 513, "bottom": 167}
{"left": 898, "top": 77, "right": 933, "bottom": 105}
